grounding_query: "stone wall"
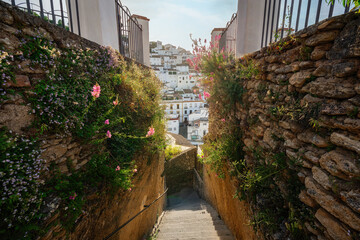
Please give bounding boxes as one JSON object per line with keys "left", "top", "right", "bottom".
{"left": 0, "top": 2, "right": 164, "bottom": 239}
{"left": 206, "top": 11, "right": 360, "bottom": 240}
{"left": 41, "top": 153, "right": 166, "bottom": 240}
{"left": 164, "top": 147, "right": 197, "bottom": 194}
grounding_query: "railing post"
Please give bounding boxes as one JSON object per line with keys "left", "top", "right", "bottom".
{"left": 26, "top": 0, "right": 31, "bottom": 13}
{"left": 261, "top": 0, "right": 268, "bottom": 48}
{"left": 75, "top": 0, "right": 81, "bottom": 36}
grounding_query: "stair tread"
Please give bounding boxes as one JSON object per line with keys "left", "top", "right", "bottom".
{"left": 155, "top": 189, "right": 235, "bottom": 240}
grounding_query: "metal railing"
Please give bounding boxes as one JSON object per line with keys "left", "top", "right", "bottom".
{"left": 4, "top": 0, "right": 144, "bottom": 64}
{"left": 261, "top": 0, "right": 354, "bottom": 48}
{"left": 4, "top": 0, "right": 81, "bottom": 35}
{"left": 115, "top": 0, "right": 144, "bottom": 64}
{"left": 219, "top": 13, "right": 237, "bottom": 53}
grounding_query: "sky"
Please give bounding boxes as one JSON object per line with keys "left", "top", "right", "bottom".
{"left": 121, "top": 0, "right": 238, "bottom": 51}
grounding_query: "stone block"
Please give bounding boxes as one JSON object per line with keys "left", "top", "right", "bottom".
{"left": 305, "top": 177, "right": 360, "bottom": 231}
{"left": 327, "top": 17, "right": 360, "bottom": 59}
{"left": 319, "top": 150, "right": 360, "bottom": 180}
{"left": 0, "top": 104, "right": 34, "bottom": 133}
{"left": 301, "top": 77, "right": 356, "bottom": 99}
{"left": 297, "top": 130, "right": 329, "bottom": 148}
{"left": 312, "top": 166, "right": 332, "bottom": 190}
{"left": 299, "top": 190, "right": 318, "bottom": 208}
{"left": 332, "top": 62, "right": 358, "bottom": 77}
{"left": 340, "top": 190, "right": 360, "bottom": 214}
{"left": 41, "top": 144, "right": 68, "bottom": 161}
{"left": 5, "top": 75, "right": 31, "bottom": 87}
{"left": 305, "top": 31, "right": 339, "bottom": 47}
{"left": 330, "top": 132, "right": 360, "bottom": 155}
{"left": 313, "top": 63, "right": 332, "bottom": 77}
{"left": 315, "top": 208, "right": 351, "bottom": 240}
{"left": 0, "top": 6, "right": 14, "bottom": 25}
{"left": 289, "top": 71, "right": 312, "bottom": 88}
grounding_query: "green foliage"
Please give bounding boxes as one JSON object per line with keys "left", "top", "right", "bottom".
{"left": 0, "top": 128, "right": 45, "bottom": 239}
{"left": 1, "top": 33, "right": 164, "bottom": 238}
{"left": 195, "top": 40, "right": 312, "bottom": 238}
{"left": 326, "top": 0, "right": 360, "bottom": 12}
{"left": 165, "top": 145, "right": 182, "bottom": 160}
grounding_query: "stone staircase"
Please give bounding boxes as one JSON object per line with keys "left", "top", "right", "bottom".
{"left": 156, "top": 188, "right": 234, "bottom": 240}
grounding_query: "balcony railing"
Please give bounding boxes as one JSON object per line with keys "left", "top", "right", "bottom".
{"left": 261, "top": 0, "right": 355, "bottom": 48}
{"left": 4, "top": 0, "right": 80, "bottom": 35}
{"left": 4, "top": 0, "right": 144, "bottom": 64}
{"left": 115, "top": 0, "right": 144, "bottom": 64}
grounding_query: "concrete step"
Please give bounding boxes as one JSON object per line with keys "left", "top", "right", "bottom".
{"left": 161, "top": 218, "right": 226, "bottom": 225}
{"left": 155, "top": 188, "right": 234, "bottom": 240}
{"left": 158, "top": 228, "right": 232, "bottom": 236}
{"left": 159, "top": 222, "right": 228, "bottom": 230}
{"left": 157, "top": 234, "right": 234, "bottom": 240}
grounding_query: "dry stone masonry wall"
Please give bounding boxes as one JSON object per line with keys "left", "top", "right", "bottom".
{"left": 0, "top": 2, "right": 165, "bottom": 239}
{"left": 206, "top": 11, "right": 360, "bottom": 240}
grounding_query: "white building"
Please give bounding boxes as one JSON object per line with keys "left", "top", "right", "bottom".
{"left": 161, "top": 100, "right": 206, "bottom": 123}
{"left": 187, "top": 108, "right": 209, "bottom": 144}
{"left": 177, "top": 74, "right": 196, "bottom": 90}
{"left": 166, "top": 114, "right": 180, "bottom": 135}
{"left": 68, "top": 0, "right": 150, "bottom": 66}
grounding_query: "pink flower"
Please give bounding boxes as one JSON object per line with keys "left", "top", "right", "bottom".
{"left": 146, "top": 127, "right": 155, "bottom": 137}
{"left": 113, "top": 99, "right": 119, "bottom": 105}
{"left": 128, "top": 188, "right": 132, "bottom": 191}
{"left": 115, "top": 166, "right": 120, "bottom": 171}
{"left": 133, "top": 169, "right": 137, "bottom": 173}
{"left": 106, "top": 130, "right": 112, "bottom": 138}
{"left": 193, "top": 89, "right": 197, "bottom": 93}
{"left": 203, "top": 91, "right": 211, "bottom": 99}
{"left": 91, "top": 83, "right": 101, "bottom": 98}
{"left": 199, "top": 93, "right": 202, "bottom": 100}
{"left": 69, "top": 192, "right": 77, "bottom": 200}
{"left": 105, "top": 119, "right": 109, "bottom": 125}
{"left": 221, "top": 118, "right": 226, "bottom": 122}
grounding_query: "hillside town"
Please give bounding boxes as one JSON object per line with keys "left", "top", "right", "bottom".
{"left": 150, "top": 41, "right": 209, "bottom": 145}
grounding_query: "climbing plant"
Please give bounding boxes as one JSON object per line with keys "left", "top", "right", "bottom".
{"left": 0, "top": 31, "right": 164, "bottom": 239}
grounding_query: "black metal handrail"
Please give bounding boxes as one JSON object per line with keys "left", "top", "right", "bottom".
{"left": 103, "top": 188, "right": 168, "bottom": 240}
{"left": 4, "top": 0, "right": 81, "bottom": 35}
{"left": 115, "top": 0, "right": 144, "bottom": 64}
{"left": 261, "top": 0, "right": 354, "bottom": 48}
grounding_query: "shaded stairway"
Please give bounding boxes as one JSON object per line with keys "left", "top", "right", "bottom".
{"left": 156, "top": 188, "right": 234, "bottom": 240}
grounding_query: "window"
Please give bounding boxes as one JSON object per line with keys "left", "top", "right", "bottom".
{"left": 177, "top": 111, "right": 180, "bottom": 114}
{"left": 177, "top": 104, "right": 180, "bottom": 109}
{"left": 190, "top": 110, "right": 192, "bottom": 114}
{"left": 167, "top": 128, "right": 172, "bottom": 131}
{"left": 203, "top": 123, "right": 207, "bottom": 126}
{"left": 203, "top": 130, "right": 206, "bottom": 135}
{"left": 183, "top": 77, "right": 185, "bottom": 80}
{"left": 170, "top": 111, "right": 173, "bottom": 114}
{"left": 195, "top": 103, "right": 197, "bottom": 107}
{"left": 170, "top": 104, "right": 173, "bottom": 110}
{"left": 185, "top": 110, "right": 187, "bottom": 114}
